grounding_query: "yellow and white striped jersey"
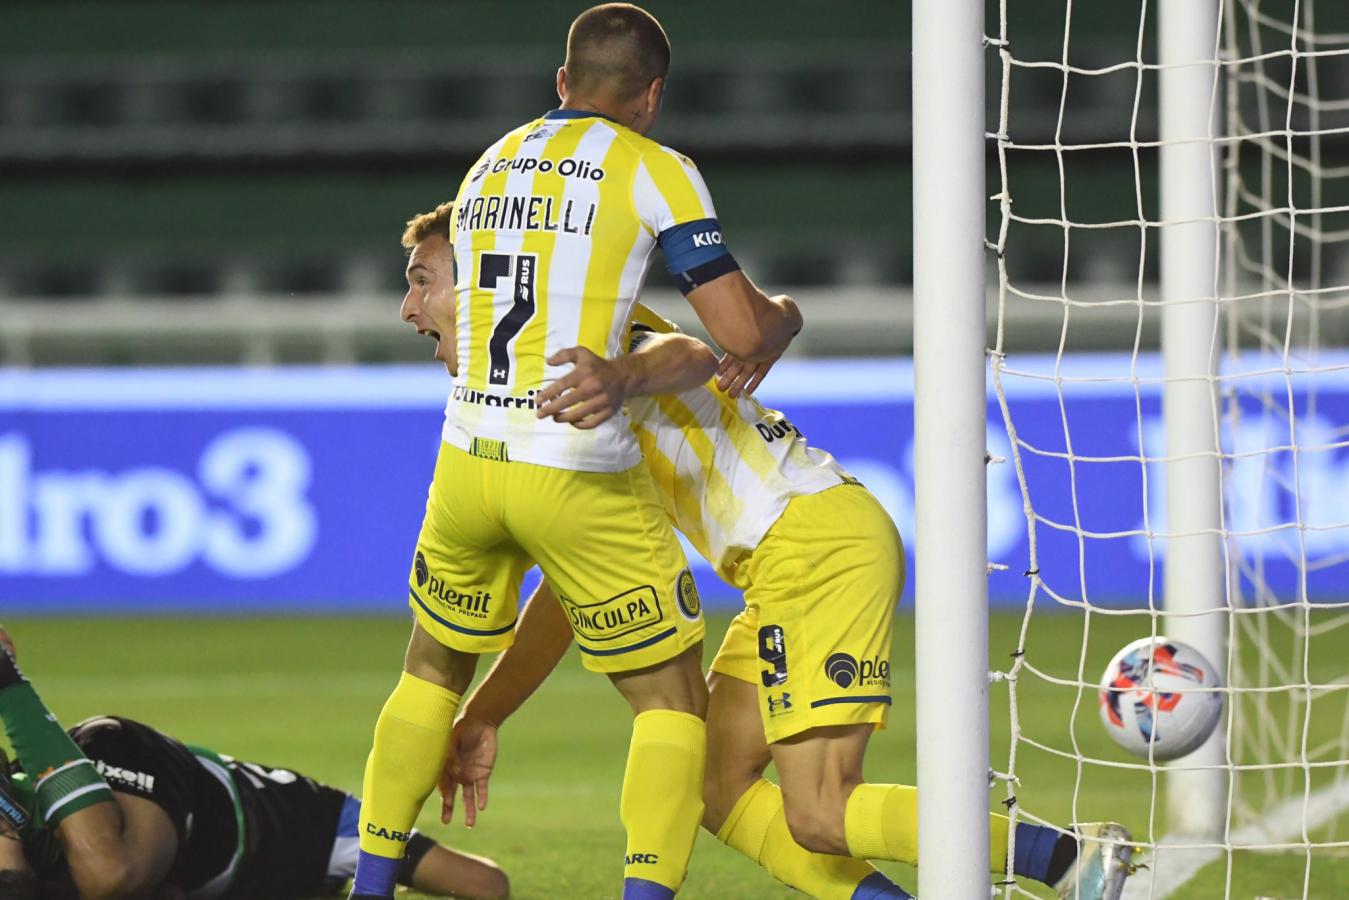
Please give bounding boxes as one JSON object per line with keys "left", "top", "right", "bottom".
{"left": 446, "top": 109, "right": 740, "bottom": 472}
{"left": 625, "top": 305, "right": 852, "bottom": 586}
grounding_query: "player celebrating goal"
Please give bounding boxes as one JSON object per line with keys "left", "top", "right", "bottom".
{"left": 351, "top": 5, "right": 802, "bottom": 899}
{"left": 444, "top": 308, "right": 1136, "bottom": 900}
{"left": 396, "top": 205, "right": 1134, "bottom": 898}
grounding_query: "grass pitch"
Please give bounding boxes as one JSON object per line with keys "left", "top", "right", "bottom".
{"left": 4, "top": 612, "right": 1348, "bottom": 898}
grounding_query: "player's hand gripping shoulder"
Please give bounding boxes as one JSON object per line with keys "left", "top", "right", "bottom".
{"left": 710, "top": 289, "right": 800, "bottom": 397}
{"left": 536, "top": 334, "right": 717, "bottom": 430}
{"left": 439, "top": 718, "right": 499, "bottom": 828}
{"left": 685, "top": 271, "right": 803, "bottom": 363}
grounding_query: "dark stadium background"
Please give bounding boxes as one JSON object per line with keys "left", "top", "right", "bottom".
{"left": 1, "top": 0, "right": 1165, "bottom": 365}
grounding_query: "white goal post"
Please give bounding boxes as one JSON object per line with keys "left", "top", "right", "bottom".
{"left": 1157, "top": 0, "right": 1229, "bottom": 840}
{"left": 912, "top": 1, "right": 990, "bottom": 899}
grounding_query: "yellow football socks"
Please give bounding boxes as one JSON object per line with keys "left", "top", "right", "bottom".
{"left": 991, "top": 811, "right": 1011, "bottom": 872}
{"left": 619, "top": 710, "right": 707, "bottom": 896}
{"left": 844, "top": 784, "right": 918, "bottom": 863}
{"left": 356, "top": 672, "right": 460, "bottom": 866}
{"left": 844, "top": 783, "right": 1018, "bottom": 875}
{"left": 718, "top": 779, "right": 885, "bottom": 900}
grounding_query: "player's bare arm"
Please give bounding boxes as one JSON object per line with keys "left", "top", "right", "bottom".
{"left": 687, "top": 273, "right": 800, "bottom": 397}
{"left": 684, "top": 270, "right": 802, "bottom": 364}
{"left": 621, "top": 332, "right": 719, "bottom": 396}
{"left": 441, "top": 584, "right": 575, "bottom": 828}
{"left": 455, "top": 583, "right": 575, "bottom": 729}
{"left": 58, "top": 793, "right": 179, "bottom": 900}
{"left": 534, "top": 332, "right": 718, "bottom": 429}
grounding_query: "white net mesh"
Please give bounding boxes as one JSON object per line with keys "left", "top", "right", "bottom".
{"left": 988, "top": 0, "right": 1349, "bottom": 896}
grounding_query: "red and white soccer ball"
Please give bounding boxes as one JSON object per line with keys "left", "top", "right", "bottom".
{"left": 1098, "top": 636, "right": 1224, "bottom": 761}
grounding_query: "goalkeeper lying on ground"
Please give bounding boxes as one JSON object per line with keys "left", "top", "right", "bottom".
{"left": 0, "top": 626, "right": 508, "bottom": 900}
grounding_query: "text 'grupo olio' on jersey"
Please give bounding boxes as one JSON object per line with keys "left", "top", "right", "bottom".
{"left": 445, "top": 109, "right": 741, "bottom": 473}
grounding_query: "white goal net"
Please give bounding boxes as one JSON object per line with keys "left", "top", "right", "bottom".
{"left": 987, "top": 0, "right": 1349, "bottom": 897}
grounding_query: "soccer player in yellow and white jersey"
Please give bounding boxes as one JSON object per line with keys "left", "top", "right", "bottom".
{"left": 352, "top": 5, "right": 803, "bottom": 900}
{"left": 443, "top": 21, "right": 799, "bottom": 473}
{"left": 397, "top": 202, "right": 1133, "bottom": 897}
{"left": 438, "top": 304, "right": 1135, "bottom": 900}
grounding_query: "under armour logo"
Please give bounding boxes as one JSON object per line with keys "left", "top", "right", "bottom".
{"left": 492, "top": 368, "right": 507, "bottom": 379}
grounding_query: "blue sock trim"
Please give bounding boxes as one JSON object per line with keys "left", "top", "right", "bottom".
{"left": 1013, "top": 821, "right": 1061, "bottom": 883}
{"left": 851, "top": 870, "right": 914, "bottom": 899}
{"left": 622, "top": 877, "right": 676, "bottom": 900}
{"left": 351, "top": 849, "right": 401, "bottom": 897}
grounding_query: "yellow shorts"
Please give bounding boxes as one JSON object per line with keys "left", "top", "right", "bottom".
{"left": 409, "top": 442, "right": 704, "bottom": 673}
{"left": 710, "top": 484, "right": 904, "bottom": 743}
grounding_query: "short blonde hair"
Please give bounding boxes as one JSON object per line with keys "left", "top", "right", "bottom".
{"left": 401, "top": 202, "right": 455, "bottom": 250}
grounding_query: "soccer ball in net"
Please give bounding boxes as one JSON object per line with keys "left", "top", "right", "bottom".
{"left": 1098, "top": 637, "right": 1223, "bottom": 761}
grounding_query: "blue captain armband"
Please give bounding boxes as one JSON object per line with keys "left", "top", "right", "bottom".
{"left": 658, "top": 218, "right": 741, "bottom": 295}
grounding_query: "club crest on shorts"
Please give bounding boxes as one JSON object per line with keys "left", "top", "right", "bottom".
{"left": 675, "top": 568, "right": 701, "bottom": 620}
{"left": 414, "top": 550, "right": 429, "bottom": 588}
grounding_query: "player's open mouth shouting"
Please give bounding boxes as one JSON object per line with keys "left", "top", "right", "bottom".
{"left": 418, "top": 328, "right": 443, "bottom": 361}
{"left": 399, "top": 210, "right": 459, "bottom": 378}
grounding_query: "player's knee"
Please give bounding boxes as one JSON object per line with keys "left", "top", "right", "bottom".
{"left": 610, "top": 647, "right": 709, "bottom": 717}
{"left": 406, "top": 622, "right": 479, "bottom": 694}
{"left": 687, "top": 679, "right": 710, "bottom": 720}
{"left": 667, "top": 646, "right": 710, "bottom": 718}
{"left": 781, "top": 788, "right": 850, "bottom": 855}
{"left": 701, "top": 765, "right": 759, "bottom": 834}
{"left": 782, "top": 802, "right": 847, "bottom": 855}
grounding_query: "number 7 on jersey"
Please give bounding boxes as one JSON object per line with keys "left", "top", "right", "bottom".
{"left": 479, "top": 252, "right": 539, "bottom": 386}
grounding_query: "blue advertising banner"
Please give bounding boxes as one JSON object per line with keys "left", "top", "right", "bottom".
{"left": 1, "top": 356, "right": 1346, "bottom": 614}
